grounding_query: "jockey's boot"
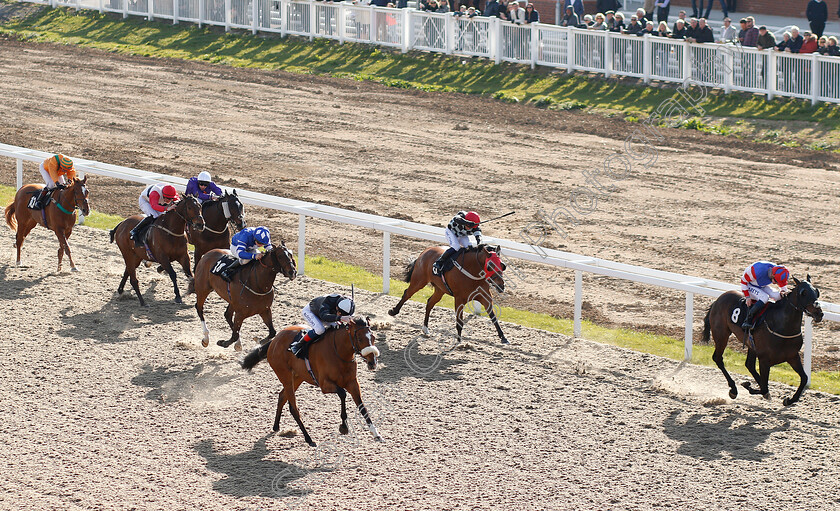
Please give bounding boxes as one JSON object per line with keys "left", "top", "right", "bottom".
{"left": 433, "top": 248, "right": 457, "bottom": 276}
{"left": 741, "top": 301, "right": 764, "bottom": 330}
{"left": 130, "top": 215, "right": 155, "bottom": 247}
{"left": 31, "top": 188, "right": 50, "bottom": 210}
{"left": 219, "top": 259, "right": 241, "bottom": 282}
{"left": 290, "top": 330, "right": 321, "bottom": 359}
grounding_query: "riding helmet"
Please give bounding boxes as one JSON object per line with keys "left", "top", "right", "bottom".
{"left": 56, "top": 154, "right": 74, "bottom": 172}
{"left": 254, "top": 226, "right": 271, "bottom": 246}
{"left": 464, "top": 211, "right": 481, "bottom": 225}
{"left": 161, "top": 185, "right": 179, "bottom": 201}
{"left": 197, "top": 171, "right": 212, "bottom": 185}
{"left": 337, "top": 298, "right": 355, "bottom": 316}
{"left": 771, "top": 266, "right": 789, "bottom": 287}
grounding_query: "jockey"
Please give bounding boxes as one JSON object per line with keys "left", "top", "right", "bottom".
{"left": 740, "top": 261, "right": 790, "bottom": 330}
{"left": 185, "top": 171, "right": 223, "bottom": 203}
{"left": 34, "top": 154, "right": 76, "bottom": 209}
{"left": 130, "top": 184, "right": 180, "bottom": 244}
{"left": 219, "top": 226, "right": 272, "bottom": 280}
{"left": 290, "top": 293, "right": 355, "bottom": 358}
{"left": 432, "top": 211, "right": 482, "bottom": 275}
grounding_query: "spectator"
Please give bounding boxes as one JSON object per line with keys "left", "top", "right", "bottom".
{"left": 564, "top": 0, "right": 584, "bottom": 20}
{"left": 524, "top": 3, "right": 538, "bottom": 22}
{"left": 807, "top": 0, "right": 828, "bottom": 38}
{"left": 775, "top": 31, "right": 792, "bottom": 51}
{"left": 508, "top": 1, "right": 526, "bottom": 23}
{"left": 690, "top": 0, "right": 700, "bottom": 17}
{"left": 638, "top": 20, "right": 656, "bottom": 35}
{"left": 605, "top": 10, "right": 617, "bottom": 30}
{"left": 742, "top": 16, "right": 759, "bottom": 47}
{"left": 827, "top": 36, "right": 840, "bottom": 56}
{"left": 785, "top": 26, "right": 804, "bottom": 52}
{"left": 438, "top": 0, "right": 450, "bottom": 12}
{"left": 755, "top": 25, "right": 776, "bottom": 50}
{"left": 559, "top": 5, "right": 580, "bottom": 27}
{"left": 726, "top": 0, "right": 736, "bottom": 16}
{"left": 656, "top": 21, "right": 671, "bottom": 36}
{"left": 453, "top": 4, "right": 467, "bottom": 15}
{"left": 610, "top": 12, "right": 626, "bottom": 32}
{"left": 672, "top": 10, "right": 687, "bottom": 32}
{"left": 655, "top": 0, "right": 670, "bottom": 23}
{"left": 625, "top": 15, "right": 643, "bottom": 34}
{"left": 737, "top": 18, "right": 747, "bottom": 44}
{"left": 371, "top": 0, "right": 388, "bottom": 6}
{"left": 636, "top": 8, "right": 650, "bottom": 26}
{"left": 497, "top": 0, "right": 509, "bottom": 18}
{"left": 717, "top": 17, "right": 736, "bottom": 42}
{"left": 693, "top": 18, "right": 714, "bottom": 42}
{"left": 800, "top": 32, "right": 819, "bottom": 53}
{"left": 596, "top": 0, "right": 621, "bottom": 16}
{"left": 645, "top": 0, "right": 656, "bottom": 22}
{"left": 583, "top": 14, "right": 594, "bottom": 27}
{"left": 704, "top": 0, "right": 728, "bottom": 19}
{"left": 466, "top": 5, "right": 481, "bottom": 16}
{"left": 671, "top": 18, "right": 688, "bottom": 38}
{"left": 817, "top": 36, "right": 829, "bottom": 54}
{"left": 484, "top": 0, "right": 500, "bottom": 16}
{"left": 685, "top": 17, "right": 699, "bottom": 39}
{"left": 590, "top": 13, "right": 608, "bottom": 29}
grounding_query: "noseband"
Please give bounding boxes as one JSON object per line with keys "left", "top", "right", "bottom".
{"left": 333, "top": 324, "right": 374, "bottom": 363}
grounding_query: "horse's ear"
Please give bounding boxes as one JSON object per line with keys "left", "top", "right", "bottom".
{"left": 281, "top": 240, "right": 286, "bottom": 247}
{"left": 233, "top": 189, "right": 238, "bottom": 196}
{"left": 495, "top": 245, "right": 501, "bottom": 254}
{"left": 793, "top": 276, "right": 801, "bottom": 286}
{"left": 807, "top": 274, "right": 812, "bottom": 282}
{"left": 366, "top": 316, "right": 372, "bottom": 326}
{"left": 82, "top": 175, "right": 87, "bottom": 184}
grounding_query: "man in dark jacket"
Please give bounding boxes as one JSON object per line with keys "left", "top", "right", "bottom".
{"left": 787, "top": 27, "right": 805, "bottom": 52}
{"left": 484, "top": 0, "right": 500, "bottom": 16}
{"left": 670, "top": 18, "right": 688, "bottom": 38}
{"left": 597, "top": 0, "right": 620, "bottom": 15}
{"left": 693, "top": 18, "right": 714, "bottom": 42}
{"left": 755, "top": 25, "right": 776, "bottom": 50}
{"left": 806, "top": 0, "right": 828, "bottom": 37}
{"left": 559, "top": 5, "right": 579, "bottom": 27}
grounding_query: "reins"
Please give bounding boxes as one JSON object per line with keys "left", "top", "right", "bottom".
{"left": 452, "top": 249, "right": 485, "bottom": 281}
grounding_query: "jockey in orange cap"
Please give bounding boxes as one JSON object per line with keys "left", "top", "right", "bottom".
{"left": 32, "top": 154, "right": 76, "bottom": 209}
{"left": 433, "top": 211, "right": 482, "bottom": 275}
{"left": 130, "top": 183, "right": 180, "bottom": 245}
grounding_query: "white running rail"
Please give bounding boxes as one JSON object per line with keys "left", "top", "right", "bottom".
{"left": 3, "top": 143, "right": 836, "bottom": 383}
{"left": 16, "top": 0, "right": 840, "bottom": 105}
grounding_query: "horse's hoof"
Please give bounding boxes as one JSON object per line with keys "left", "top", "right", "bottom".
{"left": 307, "top": 440, "right": 317, "bottom": 447}
{"left": 339, "top": 424, "right": 349, "bottom": 435}
{"left": 374, "top": 435, "right": 384, "bottom": 442}
{"left": 273, "top": 424, "right": 280, "bottom": 432}
{"left": 729, "top": 389, "right": 737, "bottom": 399}
{"left": 143, "top": 261, "right": 154, "bottom": 268}
{"left": 234, "top": 340, "right": 242, "bottom": 352}
{"left": 216, "top": 340, "right": 228, "bottom": 348}
{"left": 201, "top": 337, "right": 209, "bottom": 348}
{"left": 388, "top": 308, "right": 397, "bottom": 317}
{"left": 500, "top": 337, "right": 510, "bottom": 345}
{"left": 763, "top": 393, "right": 771, "bottom": 401}
{"left": 175, "top": 297, "right": 183, "bottom": 304}
{"left": 741, "top": 381, "right": 752, "bottom": 390}
{"left": 70, "top": 267, "right": 79, "bottom": 272}
{"left": 421, "top": 326, "right": 430, "bottom": 337}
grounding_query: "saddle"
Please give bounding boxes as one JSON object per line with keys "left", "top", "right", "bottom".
{"left": 26, "top": 188, "right": 56, "bottom": 210}
{"left": 210, "top": 254, "right": 240, "bottom": 282}
{"left": 289, "top": 326, "right": 337, "bottom": 360}
{"left": 730, "top": 298, "right": 769, "bottom": 329}
{"left": 433, "top": 247, "right": 466, "bottom": 276}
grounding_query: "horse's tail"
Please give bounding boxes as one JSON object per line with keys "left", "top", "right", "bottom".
{"left": 404, "top": 259, "right": 417, "bottom": 283}
{"left": 702, "top": 305, "right": 712, "bottom": 344}
{"left": 241, "top": 340, "right": 272, "bottom": 371}
{"left": 4, "top": 202, "right": 16, "bottom": 232}
{"left": 109, "top": 220, "right": 123, "bottom": 243}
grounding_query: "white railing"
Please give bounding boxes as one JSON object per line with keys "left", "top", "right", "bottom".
{"left": 21, "top": 0, "right": 840, "bottom": 105}
{"left": 2, "top": 142, "right": 837, "bottom": 383}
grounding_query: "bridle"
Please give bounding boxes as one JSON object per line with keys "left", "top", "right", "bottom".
{"left": 201, "top": 195, "right": 244, "bottom": 235}
{"left": 332, "top": 321, "right": 375, "bottom": 363}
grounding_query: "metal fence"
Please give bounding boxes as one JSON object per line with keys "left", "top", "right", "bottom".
{"left": 21, "top": 0, "right": 840, "bottom": 104}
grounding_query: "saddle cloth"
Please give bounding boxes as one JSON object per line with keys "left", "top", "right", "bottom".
{"left": 26, "top": 188, "right": 55, "bottom": 210}
{"left": 210, "top": 254, "right": 239, "bottom": 280}
{"left": 730, "top": 298, "right": 769, "bottom": 328}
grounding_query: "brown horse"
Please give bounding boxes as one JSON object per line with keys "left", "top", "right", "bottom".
{"left": 109, "top": 196, "right": 204, "bottom": 306}
{"left": 388, "top": 244, "right": 509, "bottom": 344}
{"left": 240, "top": 318, "right": 382, "bottom": 447}
{"left": 185, "top": 191, "right": 246, "bottom": 271}
{"left": 703, "top": 276, "right": 823, "bottom": 406}
{"left": 191, "top": 243, "right": 297, "bottom": 351}
{"left": 4, "top": 177, "right": 90, "bottom": 272}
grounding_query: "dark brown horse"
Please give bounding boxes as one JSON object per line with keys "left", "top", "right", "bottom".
{"left": 703, "top": 276, "right": 824, "bottom": 406}
{"left": 4, "top": 177, "right": 90, "bottom": 272}
{"left": 240, "top": 318, "right": 382, "bottom": 447}
{"left": 109, "top": 196, "right": 204, "bottom": 306}
{"left": 388, "top": 244, "right": 509, "bottom": 344}
{"left": 185, "top": 191, "right": 246, "bottom": 270}
{"left": 191, "top": 243, "right": 296, "bottom": 351}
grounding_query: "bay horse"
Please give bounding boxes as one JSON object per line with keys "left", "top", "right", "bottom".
{"left": 4, "top": 177, "right": 90, "bottom": 272}
{"left": 190, "top": 243, "right": 296, "bottom": 351}
{"left": 389, "top": 244, "right": 509, "bottom": 345}
{"left": 703, "top": 276, "right": 823, "bottom": 406}
{"left": 186, "top": 191, "right": 246, "bottom": 270}
{"left": 109, "top": 195, "right": 204, "bottom": 306}
{"left": 240, "top": 318, "right": 382, "bottom": 447}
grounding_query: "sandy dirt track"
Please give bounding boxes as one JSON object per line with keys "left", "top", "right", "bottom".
{"left": 3, "top": 39, "right": 840, "bottom": 370}
{"left": 2, "top": 225, "right": 840, "bottom": 510}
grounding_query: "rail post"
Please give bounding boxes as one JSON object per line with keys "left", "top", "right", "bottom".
{"left": 224, "top": 0, "right": 231, "bottom": 31}
{"left": 173, "top": 0, "right": 179, "bottom": 24}
{"left": 251, "top": 0, "right": 257, "bottom": 33}
{"left": 811, "top": 53, "right": 819, "bottom": 106}
{"left": 684, "top": 292, "right": 693, "bottom": 361}
{"left": 297, "top": 214, "right": 306, "bottom": 276}
{"left": 574, "top": 270, "right": 582, "bottom": 338}
{"left": 16, "top": 159, "right": 23, "bottom": 190}
{"left": 382, "top": 231, "right": 390, "bottom": 294}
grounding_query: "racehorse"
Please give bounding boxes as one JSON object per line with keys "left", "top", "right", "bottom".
{"left": 703, "top": 276, "right": 824, "bottom": 406}
{"left": 240, "top": 318, "right": 382, "bottom": 447}
{"left": 109, "top": 196, "right": 204, "bottom": 306}
{"left": 4, "top": 177, "right": 90, "bottom": 272}
{"left": 185, "top": 191, "right": 245, "bottom": 270}
{"left": 388, "top": 244, "right": 509, "bottom": 344}
{"left": 190, "top": 243, "right": 296, "bottom": 351}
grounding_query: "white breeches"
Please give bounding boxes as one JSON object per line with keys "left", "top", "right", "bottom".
{"left": 39, "top": 163, "right": 66, "bottom": 188}
{"left": 745, "top": 284, "right": 780, "bottom": 304}
{"left": 445, "top": 228, "right": 471, "bottom": 250}
{"left": 302, "top": 305, "right": 339, "bottom": 335}
{"left": 230, "top": 244, "right": 259, "bottom": 265}
{"left": 138, "top": 196, "right": 164, "bottom": 218}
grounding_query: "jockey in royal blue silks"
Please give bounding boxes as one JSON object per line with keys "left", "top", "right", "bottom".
{"left": 185, "top": 171, "right": 224, "bottom": 203}
{"left": 219, "top": 226, "right": 272, "bottom": 280}
{"left": 740, "top": 261, "right": 790, "bottom": 330}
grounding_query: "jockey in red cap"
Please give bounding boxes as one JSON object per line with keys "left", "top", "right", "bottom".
{"left": 433, "top": 211, "right": 482, "bottom": 276}
{"left": 740, "top": 261, "right": 790, "bottom": 330}
{"left": 130, "top": 183, "right": 180, "bottom": 245}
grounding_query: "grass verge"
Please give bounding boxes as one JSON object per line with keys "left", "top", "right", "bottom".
{"left": 2, "top": 182, "right": 838, "bottom": 394}
{"left": 1, "top": 5, "right": 839, "bottom": 132}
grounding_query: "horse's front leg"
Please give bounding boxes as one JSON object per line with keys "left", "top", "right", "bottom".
{"left": 346, "top": 379, "right": 382, "bottom": 442}
{"left": 475, "top": 290, "right": 508, "bottom": 344}
{"left": 741, "top": 349, "right": 763, "bottom": 393}
{"left": 53, "top": 230, "right": 67, "bottom": 272}
{"left": 157, "top": 255, "right": 183, "bottom": 304}
{"left": 218, "top": 310, "right": 244, "bottom": 351}
{"left": 336, "top": 387, "right": 349, "bottom": 435}
{"left": 63, "top": 227, "right": 77, "bottom": 271}
{"left": 757, "top": 358, "right": 772, "bottom": 400}
{"left": 258, "top": 309, "right": 276, "bottom": 343}
{"left": 783, "top": 355, "right": 809, "bottom": 406}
